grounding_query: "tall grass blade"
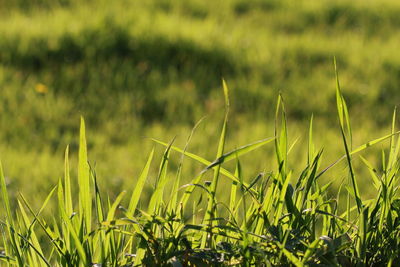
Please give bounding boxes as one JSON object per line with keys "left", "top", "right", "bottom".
{"left": 275, "top": 94, "right": 288, "bottom": 178}
{"left": 78, "top": 117, "right": 92, "bottom": 236}
{"left": 334, "top": 59, "right": 362, "bottom": 213}
{"left": 201, "top": 80, "right": 230, "bottom": 248}
{"left": 148, "top": 140, "right": 174, "bottom": 214}
{"left": 127, "top": 149, "right": 154, "bottom": 215}
{"left": 64, "top": 145, "right": 73, "bottom": 219}
{"left": 169, "top": 118, "right": 203, "bottom": 213}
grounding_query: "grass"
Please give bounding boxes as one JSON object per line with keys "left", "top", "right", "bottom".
{"left": 1, "top": 79, "right": 400, "bottom": 266}
{"left": 3, "top": 0, "right": 400, "bottom": 205}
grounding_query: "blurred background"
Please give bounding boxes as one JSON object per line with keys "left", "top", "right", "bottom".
{"left": 1, "top": 0, "right": 400, "bottom": 208}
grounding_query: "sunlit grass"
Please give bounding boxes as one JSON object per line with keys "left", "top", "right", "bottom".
{"left": 3, "top": 0, "right": 400, "bottom": 204}
{"left": 1, "top": 77, "right": 400, "bottom": 266}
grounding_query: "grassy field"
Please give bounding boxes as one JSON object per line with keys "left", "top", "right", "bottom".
{"left": 1, "top": 81, "right": 400, "bottom": 265}
{"left": 1, "top": 0, "right": 400, "bottom": 213}
{"left": 2, "top": 1, "right": 400, "bottom": 265}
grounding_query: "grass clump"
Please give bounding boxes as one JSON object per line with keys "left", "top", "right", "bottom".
{"left": 1, "top": 76, "right": 400, "bottom": 266}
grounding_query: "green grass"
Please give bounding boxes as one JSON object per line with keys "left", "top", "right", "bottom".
{"left": 1, "top": 1, "right": 400, "bottom": 264}
{"left": 2, "top": 0, "right": 400, "bottom": 205}
{"left": 1, "top": 82, "right": 400, "bottom": 266}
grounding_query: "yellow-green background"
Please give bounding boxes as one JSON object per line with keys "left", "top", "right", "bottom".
{"left": 1, "top": 0, "right": 399, "bottom": 208}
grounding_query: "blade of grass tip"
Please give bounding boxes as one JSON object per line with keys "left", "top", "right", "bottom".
{"left": 155, "top": 136, "right": 175, "bottom": 187}
{"left": 152, "top": 139, "right": 255, "bottom": 189}
{"left": 275, "top": 95, "right": 284, "bottom": 166}
{"left": 335, "top": 57, "right": 353, "bottom": 144}
{"left": 335, "top": 57, "right": 352, "bottom": 144}
{"left": 27, "top": 186, "right": 57, "bottom": 231}
{"left": 334, "top": 57, "right": 344, "bottom": 130}
{"left": 202, "top": 80, "right": 230, "bottom": 248}
{"left": 127, "top": 149, "right": 154, "bottom": 216}
{"left": 314, "top": 131, "right": 400, "bottom": 181}
{"left": 287, "top": 137, "right": 299, "bottom": 155}
{"left": 301, "top": 151, "right": 323, "bottom": 209}
{"left": 388, "top": 108, "right": 397, "bottom": 169}
{"left": 308, "top": 114, "right": 315, "bottom": 165}
{"left": 280, "top": 100, "right": 288, "bottom": 171}
{"left": 105, "top": 191, "right": 126, "bottom": 222}
{"left": 204, "top": 137, "right": 274, "bottom": 171}
{"left": 350, "top": 132, "right": 400, "bottom": 155}
{"left": 334, "top": 59, "right": 361, "bottom": 213}
{"left": 391, "top": 130, "right": 400, "bottom": 173}
{"left": 148, "top": 139, "right": 174, "bottom": 214}
{"left": 170, "top": 117, "right": 204, "bottom": 213}
{"left": 222, "top": 79, "right": 230, "bottom": 109}
{"left": 275, "top": 94, "right": 288, "bottom": 180}
{"left": 78, "top": 117, "right": 92, "bottom": 236}
{"left": 64, "top": 145, "right": 73, "bottom": 219}
{"left": 359, "top": 156, "right": 380, "bottom": 190}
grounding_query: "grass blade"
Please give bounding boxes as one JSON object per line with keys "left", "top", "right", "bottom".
{"left": 0, "top": 162, "right": 12, "bottom": 227}
{"left": 204, "top": 137, "right": 274, "bottom": 171}
{"left": 147, "top": 140, "right": 174, "bottom": 214}
{"left": 334, "top": 59, "right": 362, "bottom": 213}
{"left": 64, "top": 145, "right": 73, "bottom": 219}
{"left": 201, "top": 80, "right": 230, "bottom": 247}
{"left": 127, "top": 149, "right": 154, "bottom": 215}
{"left": 169, "top": 118, "right": 204, "bottom": 213}
{"left": 0, "top": 161, "right": 23, "bottom": 266}
{"left": 78, "top": 117, "right": 92, "bottom": 236}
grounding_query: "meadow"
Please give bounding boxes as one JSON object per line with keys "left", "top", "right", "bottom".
{"left": 1, "top": 0, "right": 400, "bottom": 201}
{"left": 1, "top": 0, "right": 400, "bottom": 265}
{"left": 1, "top": 75, "right": 400, "bottom": 266}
